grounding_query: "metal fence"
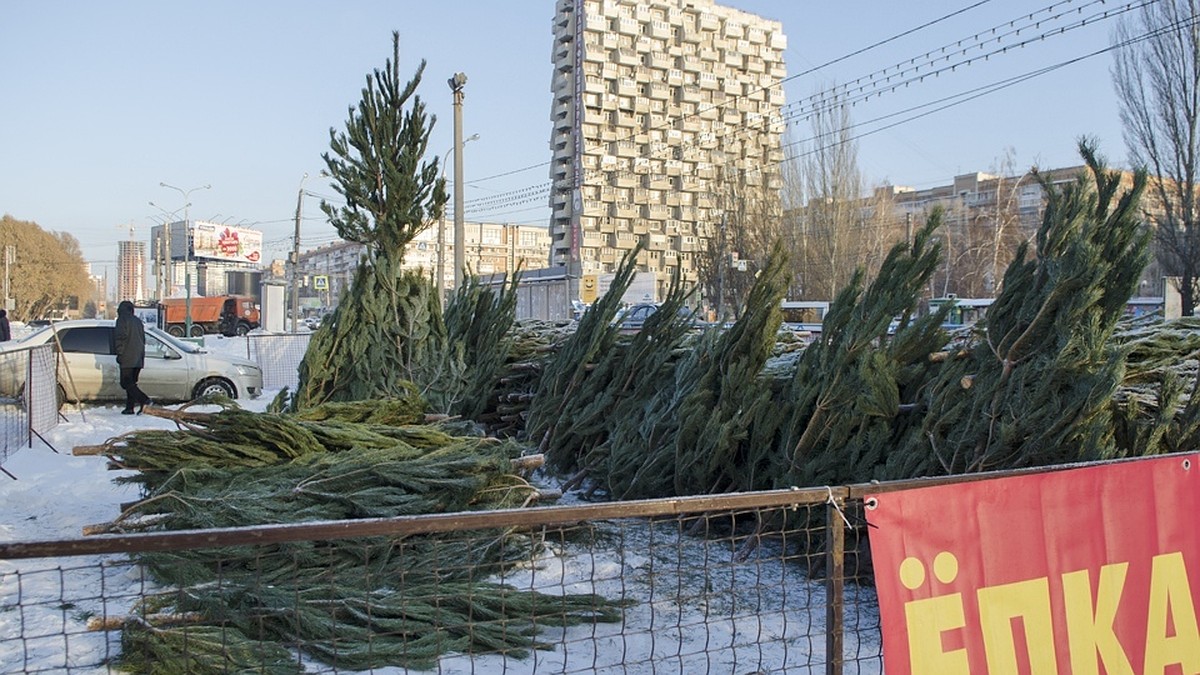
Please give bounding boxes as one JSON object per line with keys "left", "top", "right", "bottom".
{"left": 0, "top": 343, "right": 59, "bottom": 474}
{"left": 242, "top": 332, "right": 313, "bottom": 392}
{"left": 1, "top": 486, "right": 891, "bottom": 674}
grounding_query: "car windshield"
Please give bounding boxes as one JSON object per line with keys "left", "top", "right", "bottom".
{"left": 149, "top": 327, "right": 203, "bottom": 353}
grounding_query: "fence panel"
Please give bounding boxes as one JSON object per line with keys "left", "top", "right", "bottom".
{"left": 0, "top": 489, "right": 885, "bottom": 673}
{"left": 0, "top": 343, "right": 58, "bottom": 469}
{"left": 244, "top": 332, "right": 312, "bottom": 392}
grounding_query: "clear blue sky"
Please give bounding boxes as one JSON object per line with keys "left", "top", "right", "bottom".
{"left": 2, "top": 1, "right": 1129, "bottom": 282}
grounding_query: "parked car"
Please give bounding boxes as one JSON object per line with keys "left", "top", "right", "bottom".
{"left": 0, "top": 319, "right": 263, "bottom": 406}
{"left": 616, "top": 303, "right": 705, "bottom": 332}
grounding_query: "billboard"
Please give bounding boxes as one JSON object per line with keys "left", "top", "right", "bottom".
{"left": 866, "top": 455, "right": 1200, "bottom": 674}
{"left": 191, "top": 221, "right": 263, "bottom": 264}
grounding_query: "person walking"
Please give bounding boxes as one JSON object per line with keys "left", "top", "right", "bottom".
{"left": 114, "top": 300, "right": 151, "bottom": 414}
{"left": 0, "top": 309, "right": 10, "bottom": 342}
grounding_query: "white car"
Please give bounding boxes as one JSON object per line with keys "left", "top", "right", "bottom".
{"left": 0, "top": 319, "right": 263, "bottom": 405}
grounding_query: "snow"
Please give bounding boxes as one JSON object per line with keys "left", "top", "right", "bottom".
{"left": 0, "top": 336, "right": 883, "bottom": 674}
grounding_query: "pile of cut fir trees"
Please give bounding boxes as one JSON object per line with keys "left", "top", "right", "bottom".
{"left": 526, "top": 142, "right": 1200, "bottom": 502}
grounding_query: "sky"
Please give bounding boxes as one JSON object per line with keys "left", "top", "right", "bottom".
{"left": 2, "top": 0, "right": 1134, "bottom": 284}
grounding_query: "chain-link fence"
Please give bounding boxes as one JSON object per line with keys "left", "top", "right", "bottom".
{"left": 242, "top": 332, "right": 312, "bottom": 392}
{"left": 0, "top": 343, "right": 58, "bottom": 473}
{"left": 0, "top": 487, "right": 892, "bottom": 674}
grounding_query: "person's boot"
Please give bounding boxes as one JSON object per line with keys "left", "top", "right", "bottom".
{"left": 121, "top": 407, "right": 135, "bottom": 415}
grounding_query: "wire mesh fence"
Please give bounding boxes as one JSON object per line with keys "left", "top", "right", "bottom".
{"left": 243, "top": 332, "right": 313, "bottom": 392}
{"left": 0, "top": 488, "right": 886, "bottom": 674}
{"left": 0, "top": 343, "right": 58, "bottom": 471}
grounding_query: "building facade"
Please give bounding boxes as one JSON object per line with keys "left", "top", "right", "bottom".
{"left": 880, "top": 165, "right": 1162, "bottom": 299}
{"left": 116, "top": 240, "right": 146, "bottom": 304}
{"left": 549, "top": 0, "right": 787, "bottom": 298}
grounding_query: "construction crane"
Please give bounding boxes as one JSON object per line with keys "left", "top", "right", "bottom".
{"left": 117, "top": 221, "right": 137, "bottom": 240}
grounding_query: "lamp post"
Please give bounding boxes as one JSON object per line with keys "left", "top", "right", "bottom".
{"left": 448, "top": 72, "right": 468, "bottom": 290}
{"left": 148, "top": 201, "right": 188, "bottom": 303}
{"left": 159, "top": 182, "right": 211, "bottom": 338}
{"left": 437, "top": 133, "right": 478, "bottom": 305}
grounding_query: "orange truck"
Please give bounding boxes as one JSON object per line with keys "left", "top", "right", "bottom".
{"left": 159, "top": 295, "right": 260, "bottom": 337}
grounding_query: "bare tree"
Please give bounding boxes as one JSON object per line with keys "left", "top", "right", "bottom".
{"left": 1113, "top": 0, "right": 1200, "bottom": 314}
{"left": 780, "top": 91, "right": 903, "bottom": 301}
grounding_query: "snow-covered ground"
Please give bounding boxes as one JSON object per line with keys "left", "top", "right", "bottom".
{"left": 0, "top": 336, "right": 883, "bottom": 674}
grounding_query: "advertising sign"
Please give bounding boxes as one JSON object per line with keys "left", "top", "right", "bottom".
{"left": 866, "top": 455, "right": 1200, "bottom": 674}
{"left": 191, "top": 221, "right": 263, "bottom": 264}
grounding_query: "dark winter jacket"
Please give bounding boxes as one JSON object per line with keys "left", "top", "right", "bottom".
{"left": 114, "top": 301, "right": 145, "bottom": 369}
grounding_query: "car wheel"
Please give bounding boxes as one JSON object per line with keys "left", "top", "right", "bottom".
{"left": 193, "top": 377, "right": 236, "bottom": 400}
{"left": 235, "top": 321, "right": 250, "bottom": 336}
{"left": 189, "top": 325, "right": 205, "bottom": 338}
{"left": 167, "top": 325, "right": 185, "bottom": 337}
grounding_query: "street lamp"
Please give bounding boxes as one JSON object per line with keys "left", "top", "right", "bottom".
{"left": 159, "top": 182, "right": 211, "bottom": 337}
{"left": 437, "top": 133, "right": 478, "bottom": 305}
{"left": 148, "top": 201, "right": 189, "bottom": 302}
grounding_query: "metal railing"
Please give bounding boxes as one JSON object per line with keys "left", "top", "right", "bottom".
{"left": 0, "top": 343, "right": 58, "bottom": 474}
{"left": 242, "top": 332, "right": 312, "bottom": 392}
{"left": 1, "top": 486, "right": 889, "bottom": 673}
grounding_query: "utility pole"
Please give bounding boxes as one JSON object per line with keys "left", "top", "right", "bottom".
{"left": 449, "top": 72, "right": 468, "bottom": 290}
{"left": 4, "top": 245, "right": 14, "bottom": 312}
{"left": 292, "top": 173, "right": 309, "bottom": 332}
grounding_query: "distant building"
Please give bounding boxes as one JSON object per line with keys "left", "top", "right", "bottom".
{"left": 150, "top": 221, "right": 263, "bottom": 300}
{"left": 116, "top": 240, "right": 146, "bottom": 303}
{"left": 879, "top": 165, "right": 1162, "bottom": 298}
{"left": 295, "top": 223, "right": 551, "bottom": 310}
{"left": 548, "top": 0, "right": 787, "bottom": 299}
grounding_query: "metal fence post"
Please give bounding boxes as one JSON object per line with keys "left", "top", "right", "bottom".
{"left": 826, "top": 494, "right": 846, "bottom": 675}
{"left": 25, "top": 348, "right": 32, "bottom": 448}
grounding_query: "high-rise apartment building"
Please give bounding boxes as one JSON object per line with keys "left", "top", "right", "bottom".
{"left": 549, "top": 0, "right": 787, "bottom": 298}
{"left": 116, "top": 240, "right": 146, "bottom": 303}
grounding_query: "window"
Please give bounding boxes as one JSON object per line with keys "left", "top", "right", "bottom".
{"left": 145, "top": 333, "right": 176, "bottom": 360}
{"left": 57, "top": 327, "right": 113, "bottom": 355}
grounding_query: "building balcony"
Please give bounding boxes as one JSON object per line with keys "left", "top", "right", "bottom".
{"left": 614, "top": 172, "right": 637, "bottom": 187}
{"left": 644, "top": 173, "right": 671, "bottom": 189}
{"left": 616, "top": 49, "right": 640, "bottom": 66}
{"left": 678, "top": 86, "right": 701, "bottom": 102}
{"left": 647, "top": 52, "right": 672, "bottom": 70}
{"left": 616, "top": 17, "right": 640, "bottom": 35}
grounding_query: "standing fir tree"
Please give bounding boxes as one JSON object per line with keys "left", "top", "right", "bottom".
{"left": 293, "top": 32, "right": 456, "bottom": 410}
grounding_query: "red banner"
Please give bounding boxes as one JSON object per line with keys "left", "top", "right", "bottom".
{"left": 866, "top": 455, "right": 1200, "bottom": 674}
